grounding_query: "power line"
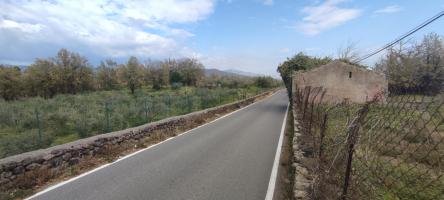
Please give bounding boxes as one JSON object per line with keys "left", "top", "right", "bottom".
{"left": 357, "top": 10, "right": 444, "bottom": 63}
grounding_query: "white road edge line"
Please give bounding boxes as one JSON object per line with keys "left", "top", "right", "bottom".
{"left": 26, "top": 91, "right": 280, "bottom": 200}
{"left": 265, "top": 102, "right": 289, "bottom": 200}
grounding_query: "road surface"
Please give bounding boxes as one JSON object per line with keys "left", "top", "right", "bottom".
{"left": 29, "top": 91, "right": 289, "bottom": 200}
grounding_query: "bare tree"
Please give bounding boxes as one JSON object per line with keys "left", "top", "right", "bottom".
{"left": 337, "top": 41, "right": 361, "bottom": 64}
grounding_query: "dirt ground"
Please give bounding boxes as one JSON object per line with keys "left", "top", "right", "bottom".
{"left": 273, "top": 108, "right": 295, "bottom": 200}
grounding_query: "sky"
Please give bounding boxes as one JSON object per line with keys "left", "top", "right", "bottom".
{"left": 1, "top": 0, "right": 444, "bottom": 77}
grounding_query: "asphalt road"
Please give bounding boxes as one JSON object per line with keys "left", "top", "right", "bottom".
{"left": 29, "top": 91, "right": 289, "bottom": 200}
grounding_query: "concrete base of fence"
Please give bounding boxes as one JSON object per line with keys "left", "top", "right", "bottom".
{"left": 0, "top": 89, "right": 277, "bottom": 192}
{"left": 292, "top": 108, "right": 312, "bottom": 199}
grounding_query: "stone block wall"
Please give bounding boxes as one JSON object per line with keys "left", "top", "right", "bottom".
{"left": 292, "top": 106, "right": 312, "bottom": 199}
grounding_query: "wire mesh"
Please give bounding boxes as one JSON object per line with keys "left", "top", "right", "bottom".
{"left": 293, "top": 86, "right": 444, "bottom": 200}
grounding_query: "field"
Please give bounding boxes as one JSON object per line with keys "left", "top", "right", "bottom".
{"left": 0, "top": 87, "right": 266, "bottom": 159}
{"left": 294, "top": 92, "right": 444, "bottom": 200}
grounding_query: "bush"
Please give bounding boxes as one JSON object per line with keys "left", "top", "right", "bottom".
{"left": 0, "top": 87, "right": 270, "bottom": 158}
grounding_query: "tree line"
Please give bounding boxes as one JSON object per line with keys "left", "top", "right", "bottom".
{"left": 0, "top": 49, "right": 206, "bottom": 100}
{"left": 375, "top": 33, "right": 444, "bottom": 95}
{"left": 0, "top": 49, "right": 279, "bottom": 101}
{"left": 277, "top": 52, "right": 331, "bottom": 96}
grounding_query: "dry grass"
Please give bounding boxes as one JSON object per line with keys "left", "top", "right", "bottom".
{"left": 293, "top": 90, "right": 444, "bottom": 200}
{"left": 274, "top": 109, "right": 295, "bottom": 200}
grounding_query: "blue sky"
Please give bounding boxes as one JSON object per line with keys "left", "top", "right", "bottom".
{"left": 1, "top": 0, "right": 444, "bottom": 77}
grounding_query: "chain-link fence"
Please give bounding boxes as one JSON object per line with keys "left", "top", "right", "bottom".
{"left": 0, "top": 87, "right": 266, "bottom": 159}
{"left": 293, "top": 86, "right": 444, "bottom": 200}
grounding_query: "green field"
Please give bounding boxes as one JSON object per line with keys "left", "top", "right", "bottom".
{"left": 0, "top": 87, "right": 267, "bottom": 159}
{"left": 305, "top": 95, "right": 444, "bottom": 200}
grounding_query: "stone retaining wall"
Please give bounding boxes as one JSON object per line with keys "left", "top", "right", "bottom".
{"left": 292, "top": 106, "right": 312, "bottom": 199}
{"left": 0, "top": 90, "right": 276, "bottom": 190}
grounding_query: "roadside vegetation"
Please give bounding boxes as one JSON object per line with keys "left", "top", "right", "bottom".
{"left": 314, "top": 97, "right": 444, "bottom": 199}
{"left": 0, "top": 87, "right": 269, "bottom": 158}
{"left": 278, "top": 32, "right": 444, "bottom": 200}
{"left": 374, "top": 33, "right": 444, "bottom": 95}
{"left": 277, "top": 52, "right": 331, "bottom": 96}
{"left": 0, "top": 49, "right": 278, "bottom": 100}
{"left": 0, "top": 49, "right": 280, "bottom": 159}
{"left": 0, "top": 91, "right": 276, "bottom": 200}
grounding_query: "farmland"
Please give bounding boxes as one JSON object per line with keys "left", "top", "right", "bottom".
{"left": 0, "top": 87, "right": 267, "bottom": 158}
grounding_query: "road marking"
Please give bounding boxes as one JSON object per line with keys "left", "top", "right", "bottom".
{"left": 26, "top": 91, "right": 280, "bottom": 200}
{"left": 265, "top": 102, "right": 289, "bottom": 200}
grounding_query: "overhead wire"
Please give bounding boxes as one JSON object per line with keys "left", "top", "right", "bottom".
{"left": 357, "top": 10, "right": 444, "bottom": 63}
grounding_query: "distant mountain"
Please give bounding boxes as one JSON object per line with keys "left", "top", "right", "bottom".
{"left": 205, "top": 68, "right": 262, "bottom": 77}
{"left": 205, "top": 68, "right": 243, "bottom": 77}
{"left": 224, "top": 69, "right": 263, "bottom": 77}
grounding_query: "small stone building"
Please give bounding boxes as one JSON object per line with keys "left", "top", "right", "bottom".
{"left": 292, "top": 61, "right": 387, "bottom": 103}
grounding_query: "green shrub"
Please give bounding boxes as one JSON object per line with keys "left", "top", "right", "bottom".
{"left": 0, "top": 87, "right": 268, "bottom": 158}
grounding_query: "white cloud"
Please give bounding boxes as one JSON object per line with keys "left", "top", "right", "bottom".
{"left": 374, "top": 5, "right": 402, "bottom": 14}
{"left": 118, "top": 0, "right": 214, "bottom": 23}
{"left": 263, "top": 0, "right": 274, "bottom": 6}
{"left": 297, "top": 0, "right": 361, "bottom": 35}
{"left": 0, "top": 0, "right": 214, "bottom": 62}
{"left": 0, "top": 19, "right": 44, "bottom": 34}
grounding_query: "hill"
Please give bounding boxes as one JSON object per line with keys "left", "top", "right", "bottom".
{"left": 205, "top": 68, "right": 261, "bottom": 77}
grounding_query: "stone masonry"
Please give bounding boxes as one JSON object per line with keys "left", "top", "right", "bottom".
{"left": 293, "top": 61, "right": 387, "bottom": 103}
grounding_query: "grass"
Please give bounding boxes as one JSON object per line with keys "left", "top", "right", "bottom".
{"left": 0, "top": 86, "right": 267, "bottom": 159}
{"left": 300, "top": 94, "right": 444, "bottom": 200}
{"left": 0, "top": 89, "right": 272, "bottom": 200}
{"left": 351, "top": 156, "right": 444, "bottom": 200}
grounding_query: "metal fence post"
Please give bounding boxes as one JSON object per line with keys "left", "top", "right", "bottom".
{"left": 340, "top": 104, "right": 370, "bottom": 200}
{"left": 35, "top": 107, "right": 42, "bottom": 147}
{"left": 144, "top": 98, "right": 149, "bottom": 122}
{"left": 153, "top": 95, "right": 158, "bottom": 119}
{"left": 78, "top": 105, "right": 87, "bottom": 138}
{"left": 302, "top": 87, "right": 311, "bottom": 118}
{"left": 319, "top": 112, "right": 328, "bottom": 159}
{"left": 198, "top": 93, "right": 203, "bottom": 109}
{"left": 203, "top": 93, "right": 207, "bottom": 108}
{"left": 186, "top": 92, "right": 191, "bottom": 112}
{"left": 167, "top": 94, "right": 171, "bottom": 115}
{"left": 105, "top": 101, "right": 111, "bottom": 133}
